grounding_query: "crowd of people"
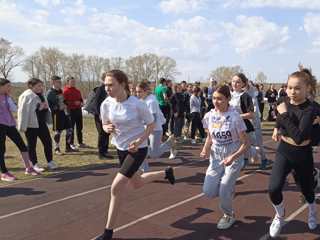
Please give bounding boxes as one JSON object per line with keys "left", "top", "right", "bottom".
{"left": 0, "top": 66, "right": 319, "bottom": 239}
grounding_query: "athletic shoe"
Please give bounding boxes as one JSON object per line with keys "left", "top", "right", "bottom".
{"left": 169, "top": 149, "right": 177, "bottom": 160}
{"left": 1, "top": 172, "right": 16, "bottom": 182}
{"left": 308, "top": 203, "right": 318, "bottom": 230}
{"left": 98, "top": 153, "right": 113, "bottom": 159}
{"left": 70, "top": 144, "right": 78, "bottom": 150}
{"left": 217, "top": 214, "right": 236, "bottom": 229}
{"left": 54, "top": 148, "right": 63, "bottom": 155}
{"left": 191, "top": 139, "right": 196, "bottom": 144}
{"left": 47, "top": 161, "right": 58, "bottom": 170}
{"left": 259, "top": 159, "right": 272, "bottom": 170}
{"left": 25, "top": 167, "right": 40, "bottom": 176}
{"left": 65, "top": 147, "right": 78, "bottom": 153}
{"left": 269, "top": 215, "right": 285, "bottom": 238}
{"left": 165, "top": 167, "right": 175, "bottom": 185}
{"left": 33, "top": 164, "right": 45, "bottom": 172}
{"left": 78, "top": 143, "right": 89, "bottom": 148}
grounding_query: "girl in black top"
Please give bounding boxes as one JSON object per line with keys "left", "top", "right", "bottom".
{"left": 268, "top": 71, "right": 318, "bottom": 238}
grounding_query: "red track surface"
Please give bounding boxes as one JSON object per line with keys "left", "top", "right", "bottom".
{"left": 0, "top": 135, "right": 319, "bottom": 240}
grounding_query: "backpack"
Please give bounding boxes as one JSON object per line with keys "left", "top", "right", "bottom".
{"left": 83, "top": 87, "right": 99, "bottom": 115}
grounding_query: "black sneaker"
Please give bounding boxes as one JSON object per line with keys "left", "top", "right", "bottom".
{"left": 165, "top": 167, "right": 175, "bottom": 185}
{"left": 95, "top": 229, "right": 113, "bottom": 240}
{"left": 99, "top": 153, "right": 113, "bottom": 159}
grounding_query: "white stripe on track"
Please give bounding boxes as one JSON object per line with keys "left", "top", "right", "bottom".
{"left": 259, "top": 193, "right": 320, "bottom": 240}
{"left": 89, "top": 172, "right": 255, "bottom": 240}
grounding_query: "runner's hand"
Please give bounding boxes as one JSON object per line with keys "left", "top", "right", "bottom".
{"left": 128, "top": 140, "right": 139, "bottom": 153}
{"left": 103, "top": 123, "right": 115, "bottom": 134}
{"left": 200, "top": 148, "right": 210, "bottom": 159}
{"left": 220, "top": 155, "right": 235, "bottom": 166}
{"left": 272, "top": 128, "right": 280, "bottom": 142}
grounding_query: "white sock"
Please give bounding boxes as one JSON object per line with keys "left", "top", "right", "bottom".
{"left": 273, "top": 201, "right": 285, "bottom": 218}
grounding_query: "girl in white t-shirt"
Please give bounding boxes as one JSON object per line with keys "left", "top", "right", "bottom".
{"left": 96, "top": 70, "right": 175, "bottom": 240}
{"left": 200, "top": 85, "right": 249, "bottom": 230}
{"left": 136, "top": 82, "right": 177, "bottom": 172}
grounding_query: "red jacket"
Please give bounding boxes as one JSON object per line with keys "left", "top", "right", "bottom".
{"left": 63, "top": 86, "right": 83, "bottom": 110}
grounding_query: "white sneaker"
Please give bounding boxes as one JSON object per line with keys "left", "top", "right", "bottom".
{"left": 169, "top": 149, "right": 177, "bottom": 160}
{"left": 269, "top": 215, "right": 285, "bottom": 238}
{"left": 217, "top": 214, "right": 236, "bottom": 230}
{"left": 191, "top": 139, "right": 196, "bottom": 144}
{"left": 308, "top": 203, "right": 318, "bottom": 230}
{"left": 47, "top": 161, "right": 58, "bottom": 170}
{"left": 33, "top": 164, "right": 45, "bottom": 172}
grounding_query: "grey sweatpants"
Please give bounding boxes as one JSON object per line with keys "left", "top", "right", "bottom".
{"left": 203, "top": 142, "right": 244, "bottom": 216}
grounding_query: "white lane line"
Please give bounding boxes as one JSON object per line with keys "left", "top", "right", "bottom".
{"left": 0, "top": 185, "right": 111, "bottom": 221}
{"left": 259, "top": 193, "right": 320, "bottom": 240}
{"left": 90, "top": 172, "right": 255, "bottom": 240}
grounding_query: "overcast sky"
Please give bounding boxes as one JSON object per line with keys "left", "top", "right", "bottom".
{"left": 1, "top": 0, "right": 320, "bottom": 83}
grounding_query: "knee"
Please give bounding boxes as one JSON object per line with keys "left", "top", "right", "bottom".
{"left": 219, "top": 184, "right": 233, "bottom": 200}
{"left": 111, "top": 179, "right": 127, "bottom": 196}
{"left": 203, "top": 184, "right": 218, "bottom": 198}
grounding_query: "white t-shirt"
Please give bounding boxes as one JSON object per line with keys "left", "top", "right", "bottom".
{"left": 143, "top": 94, "right": 165, "bottom": 131}
{"left": 100, "top": 96, "right": 154, "bottom": 150}
{"left": 202, "top": 107, "right": 246, "bottom": 147}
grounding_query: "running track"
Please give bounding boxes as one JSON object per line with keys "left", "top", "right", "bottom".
{"left": 0, "top": 134, "right": 320, "bottom": 240}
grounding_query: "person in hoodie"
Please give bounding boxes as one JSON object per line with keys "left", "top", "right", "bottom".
{"left": 63, "top": 76, "right": 88, "bottom": 148}
{"left": 18, "top": 78, "right": 57, "bottom": 171}
{"left": 46, "top": 75, "right": 76, "bottom": 155}
{"left": 0, "top": 78, "right": 38, "bottom": 182}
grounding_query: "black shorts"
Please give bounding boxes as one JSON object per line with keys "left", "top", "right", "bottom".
{"left": 52, "top": 111, "right": 71, "bottom": 131}
{"left": 117, "top": 147, "right": 148, "bottom": 178}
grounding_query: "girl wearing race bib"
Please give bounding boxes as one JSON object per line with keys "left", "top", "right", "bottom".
{"left": 95, "top": 70, "right": 175, "bottom": 240}
{"left": 136, "top": 81, "right": 177, "bottom": 172}
{"left": 200, "top": 85, "right": 249, "bottom": 230}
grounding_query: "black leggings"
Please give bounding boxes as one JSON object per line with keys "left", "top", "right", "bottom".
{"left": 0, "top": 124, "right": 28, "bottom": 173}
{"left": 70, "top": 108, "right": 83, "bottom": 145}
{"left": 269, "top": 141, "right": 315, "bottom": 205}
{"left": 117, "top": 147, "right": 148, "bottom": 178}
{"left": 190, "top": 112, "right": 205, "bottom": 139}
{"left": 25, "top": 125, "right": 53, "bottom": 165}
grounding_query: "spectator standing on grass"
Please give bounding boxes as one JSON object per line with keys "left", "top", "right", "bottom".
{"left": 18, "top": 78, "right": 57, "bottom": 172}
{"left": 256, "top": 84, "right": 265, "bottom": 121}
{"left": 155, "top": 78, "right": 170, "bottom": 136}
{"left": 0, "top": 78, "right": 39, "bottom": 182}
{"left": 95, "top": 70, "right": 175, "bottom": 240}
{"left": 63, "top": 76, "right": 88, "bottom": 148}
{"left": 170, "top": 83, "right": 186, "bottom": 141}
{"left": 46, "top": 75, "right": 77, "bottom": 155}
{"left": 190, "top": 86, "right": 205, "bottom": 144}
{"left": 265, "top": 84, "right": 278, "bottom": 121}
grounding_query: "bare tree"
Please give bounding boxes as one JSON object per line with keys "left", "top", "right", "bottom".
{"left": 0, "top": 38, "right": 24, "bottom": 79}
{"left": 255, "top": 71, "right": 267, "bottom": 84}
{"left": 210, "top": 65, "right": 243, "bottom": 83}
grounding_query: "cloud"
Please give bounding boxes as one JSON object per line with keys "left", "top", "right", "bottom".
{"left": 223, "top": 0, "right": 320, "bottom": 10}
{"left": 159, "top": 0, "right": 207, "bottom": 14}
{"left": 304, "top": 13, "right": 320, "bottom": 47}
{"left": 33, "top": 0, "right": 61, "bottom": 7}
{"left": 223, "top": 15, "right": 289, "bottom": 55}
{"left": 60, "top": 0, "right": 86, "bottom": 16}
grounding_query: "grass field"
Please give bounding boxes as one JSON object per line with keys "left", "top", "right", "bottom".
{"left": 1, "top": 112, "right": 276, "bottom": 186}
{"left": 1, "top": 116, "right": 118, "bottom": 185}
